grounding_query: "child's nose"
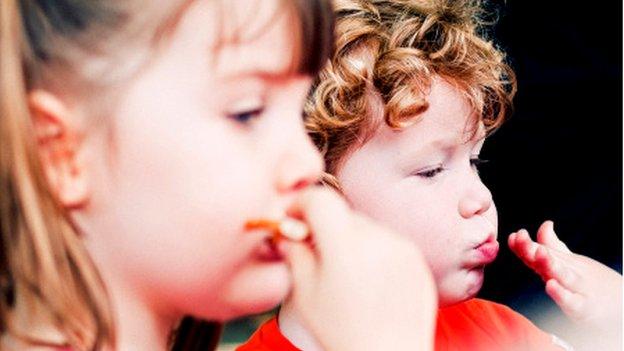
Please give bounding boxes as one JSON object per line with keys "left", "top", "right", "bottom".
{"left": 276, "top": 131, "right": 324, "bottom": 193}
{"left": 458, "top": 177, "right": 493, "bottom": 218}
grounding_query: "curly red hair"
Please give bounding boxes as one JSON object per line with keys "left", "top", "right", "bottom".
{"left": 306, "top": 0, "right": 516, "bottom": 181}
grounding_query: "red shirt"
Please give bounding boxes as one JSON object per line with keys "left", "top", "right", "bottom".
{"left": 237, "top": 298, "right": 568, "bottom": 351}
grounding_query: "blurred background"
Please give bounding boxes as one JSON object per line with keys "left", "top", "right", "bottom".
{"left": 219, "top": 0, "right": 623, "bottom": 349}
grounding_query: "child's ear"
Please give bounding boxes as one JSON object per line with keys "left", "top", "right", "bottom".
{"left": 28, "top": 90, "right": 89, "bottom": 209}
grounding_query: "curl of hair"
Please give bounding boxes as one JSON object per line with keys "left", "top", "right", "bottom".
{"left": 306, "top": 0, "right": 516, "bottom": 174}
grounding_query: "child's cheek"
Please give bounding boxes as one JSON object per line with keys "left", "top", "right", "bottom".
{"left": 486, "top": 203, "right": 498, "bottom": 230}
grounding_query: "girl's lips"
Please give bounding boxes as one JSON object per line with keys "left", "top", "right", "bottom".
{"left": 254, "top": 237, "right": 284, "bottom": 262}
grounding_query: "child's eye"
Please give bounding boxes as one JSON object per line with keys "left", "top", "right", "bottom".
{"left": 470, "top": 157, "right": 489, "bottom": 171}
{"left": 228, "top": 107, "right": 264, "bottom": 124}
{"left": 415, "top": 166, "right": 445, "bottom": 179}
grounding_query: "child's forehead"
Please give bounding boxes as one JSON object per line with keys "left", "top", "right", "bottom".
{"left": 375, "top": 119, "right": 484, "bottom": 163}
{"left": 212, "top": 0, "right": 300, "bottom": 80}
{"left": 370, "top": 79, "right": 483, "bottom": 150}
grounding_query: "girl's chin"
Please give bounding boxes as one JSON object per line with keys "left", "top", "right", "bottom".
{"left": 220, "top": 262, "right": 292, "bottom": 319}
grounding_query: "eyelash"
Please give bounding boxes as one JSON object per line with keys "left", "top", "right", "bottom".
{"left": 470, "top": 157, "right": 489, "bottom": 170}
{"left": 228, "top": 107, "right": 265, "bottom": 124}
{"left": 416, "top": 166, "right": 445, "bottom": 179}
{"left": 415, "top": 158, "right": 488, "bottom": 179}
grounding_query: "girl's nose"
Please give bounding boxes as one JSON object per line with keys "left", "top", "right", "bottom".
{"left": 276, "top": 128, "right": 324, "bottom": 193}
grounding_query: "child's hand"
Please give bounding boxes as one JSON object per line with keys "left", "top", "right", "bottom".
{"left": 281, "top": 188, "right": 437, "bottom": 351}
{"left": 508, "top": 221, "right": 622, "bottom": 332}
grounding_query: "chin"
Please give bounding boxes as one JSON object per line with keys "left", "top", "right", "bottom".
{"left": 438, "top": 270, "right": 485, "bottom": 307}
{"left": 219, "top": 263, "right": 291, "bottom": 319}
{"left": 464, "top": 267, "right": 485, "bottom": 297}
{"left": 243, "top": 296, "right": 284, "bottom": 316}
{"left": 221, "top": 290, "right": 287, "bottom": 321}
{"left": 207, "top": 288, "right": 287, "bottom": 321}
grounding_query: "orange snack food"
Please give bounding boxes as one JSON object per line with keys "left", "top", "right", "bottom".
{"left": 245, "top": 218, "right": 310, "bottom": 242}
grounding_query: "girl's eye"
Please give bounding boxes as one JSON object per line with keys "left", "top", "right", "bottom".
{"left": 228, "top": 107, "right": 264, "bottom": 124}
{"left": 416, "top": 166, "right": 445, "bottom": 179}
{"left": 470, "top": 157, "right": 489, "bottom": 171}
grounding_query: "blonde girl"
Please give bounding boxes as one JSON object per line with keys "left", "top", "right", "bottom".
{"left": 0, "top": 0, "right": 436, "bottom": 350}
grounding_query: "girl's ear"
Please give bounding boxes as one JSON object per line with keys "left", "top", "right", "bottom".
{"left": 28, "top": 90, "right": 90, "bottom": 209}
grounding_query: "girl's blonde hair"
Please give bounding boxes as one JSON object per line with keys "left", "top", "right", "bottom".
{"left": 306, "top": 0, "right": 516, "bottom": 180}
{"left": 0, "top": 0, "right": 334, "bottom": 349}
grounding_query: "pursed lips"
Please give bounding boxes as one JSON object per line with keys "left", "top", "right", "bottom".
{"left": 471, "top": 234, "right": 499, "bottom": 266}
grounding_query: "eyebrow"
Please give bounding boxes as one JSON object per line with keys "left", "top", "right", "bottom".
{"left": 421, "top": 136, "right": 464, "bottom": 155}
{"left": 399, "top": 133, "right": 484, "bottom": 164}
{"left": 219, "top": 68, "right": 299, "bottom": 82}
{"left": 214, "top": 44, "right": 301, "bottom": 82}
{"left": 397, "top": 137, "right": 456, "bottom": 165}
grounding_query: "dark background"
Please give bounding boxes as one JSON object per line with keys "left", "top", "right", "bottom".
{"left": 479, "top": 0, "right": 622, "bottom": 337}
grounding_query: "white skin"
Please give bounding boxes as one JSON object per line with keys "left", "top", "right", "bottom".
{"left": 508, "top": 221, "right": 622, "bottom": 334}
{"left": 336, "top": 78, "right": 498, "bottom": 307}
{"left": 280, "top": 77, "right": 495, "bottom": 349}
{"left": 27, "top": 0, "right": 436, "bottom": 350}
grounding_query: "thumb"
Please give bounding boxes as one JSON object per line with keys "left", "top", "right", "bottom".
{"left": 279, "top": 240, "right": 318, "bottom": 293}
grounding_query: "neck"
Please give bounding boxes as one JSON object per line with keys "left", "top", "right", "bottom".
{"left": 78, "top": 203, "right": 184, "bottom": 351}
{"left": 83, "top": 236, "right": 177, "bottom": 351}
{"left": 104, "top": 277, "right": 175, "bottom": 351}
{"left": 278, "top": 300, "right": 325, "bottom": 351}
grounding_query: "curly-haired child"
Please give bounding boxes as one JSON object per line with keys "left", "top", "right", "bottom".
{"left": 239, "top": 0, "right": 621, "bottom": 350}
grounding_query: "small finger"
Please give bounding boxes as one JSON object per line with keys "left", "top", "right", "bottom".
{"left": 508, "top": 231, "right": 532, "bottom": 268}
{"left": 289, "top": 187, "right": 352, "bottom": 257}
{"left": 280, "top": 240, "right": 317, "bottom": 290}
{"left": 545, "top": 278, "right": 584, "bottom": 320}
{"left": 537, "top": 247, "right": 583, "bottom": 291}
{"left": 537, "top": 220, "right": 571, "bottom": 253}
{"left": 508, "top": 231, "right": 529, "bottom": 264}
{"left": 533, "top": 245, "right": 556, "bottom": 281}
{"left": 513, "top": 229, "right": 540, "bottom": 265}
{"left": 507, "top": 231, "right": 518, "bottom": 250}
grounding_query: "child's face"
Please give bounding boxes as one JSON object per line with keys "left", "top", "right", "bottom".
{"left": 336, "top": 78, "right": 498, "bottom": 307}
{"left": 79, "top": 0, "right": 322, "bottom": 320}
